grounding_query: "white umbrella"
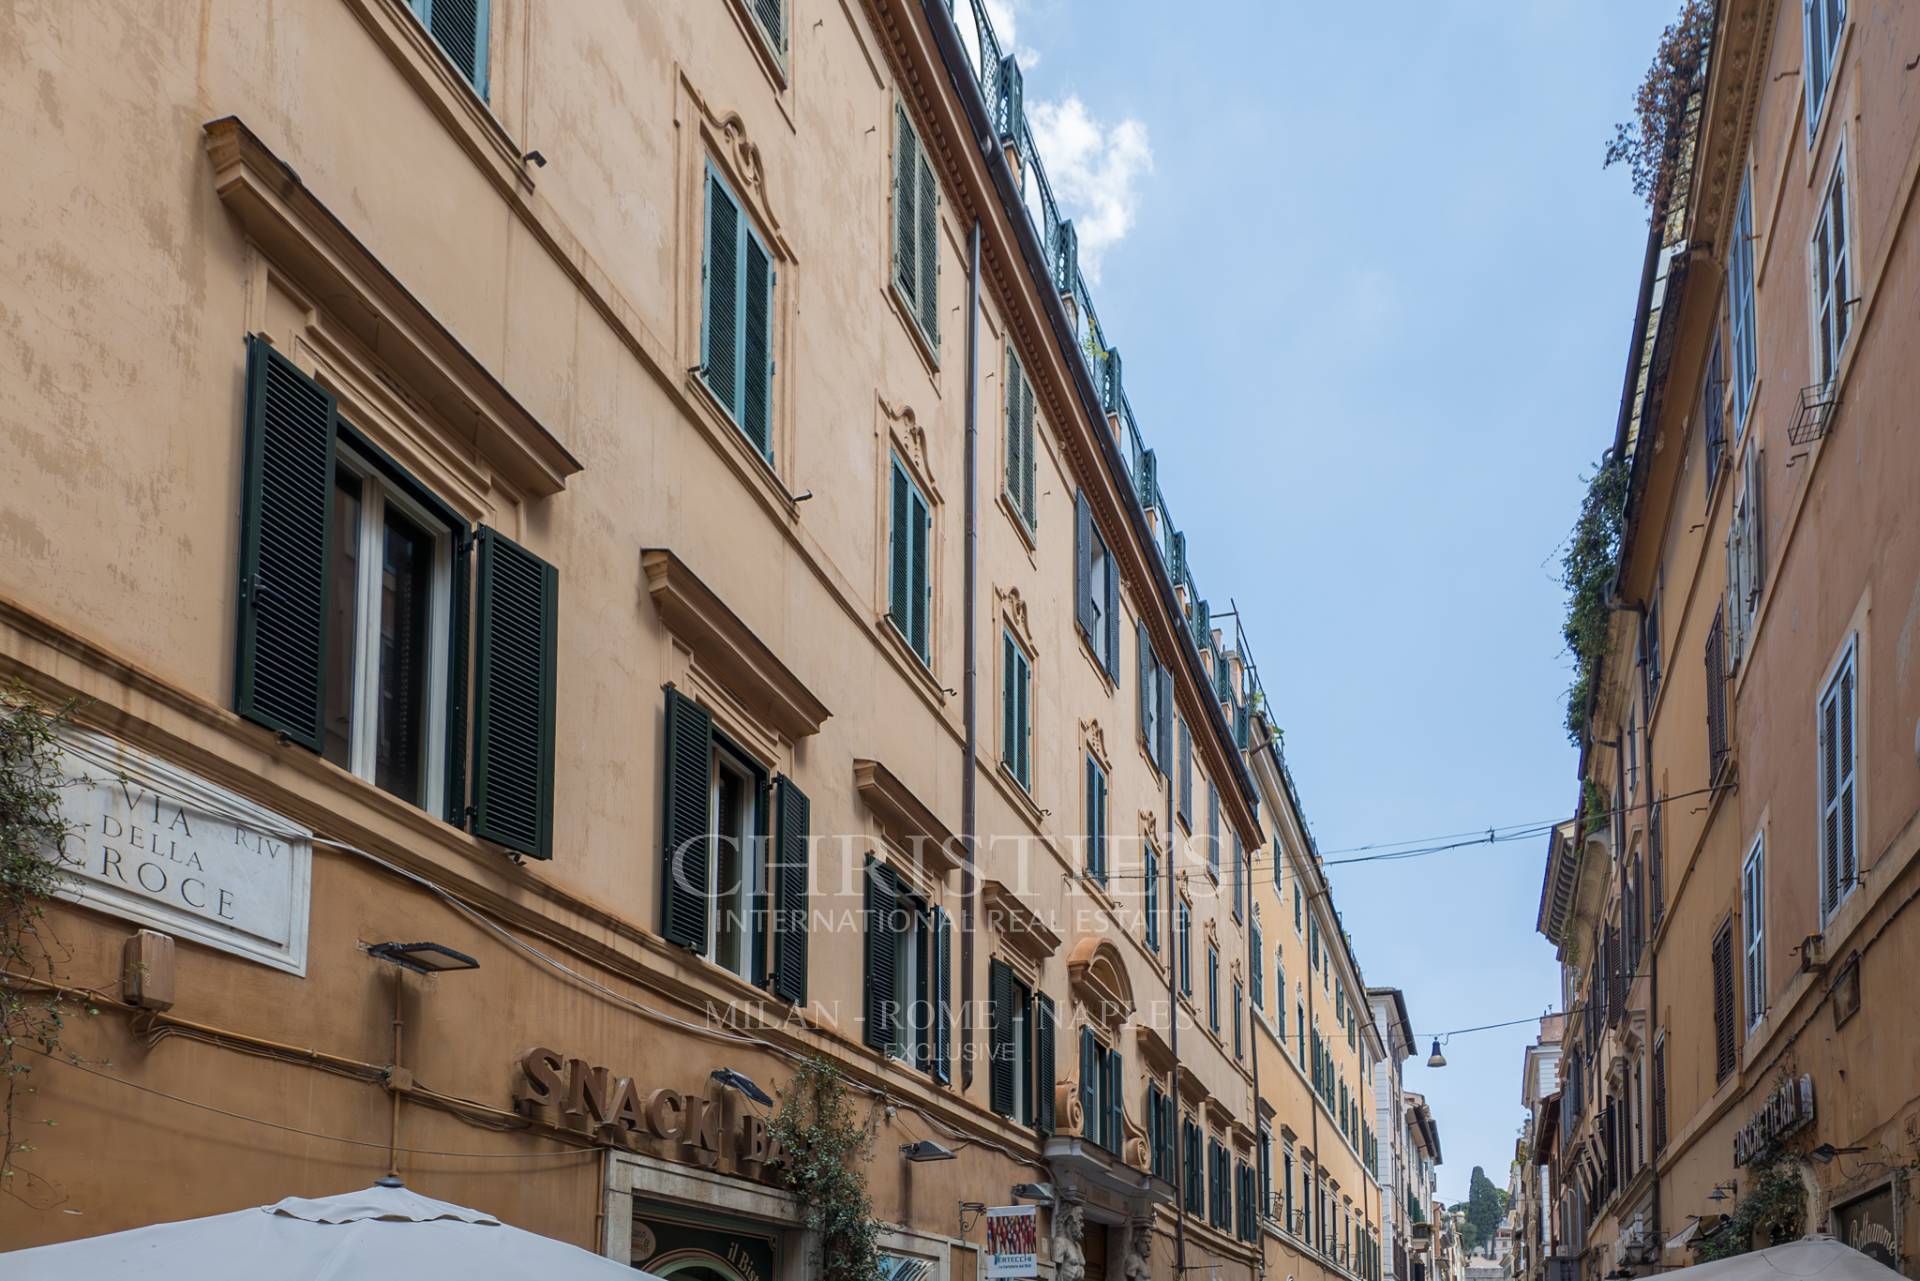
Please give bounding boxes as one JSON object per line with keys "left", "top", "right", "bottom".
{"left": 0, "top": 1178, "right": 664, "bottom": 1280}
{"left": 1654, "top": 1235, "right": 1902, "bottom": 1281}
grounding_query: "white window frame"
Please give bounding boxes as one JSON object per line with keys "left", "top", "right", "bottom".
{"left": 1728, "top": 171, "right": 1759, "bottom": 436}
{"left": 332, "top": 443, "right": 452, "bottom": 814}
{"left": 707, "top": 739, "right": 767, "bottom": 983}
{"left": 1742, "top": 832, "right": 1766, "bottom": 1028}
{"left": 1818, "top": 635, "right": 1859, "bottom": 921}
{"left": 1010, "top": 976, "right": 1031, "bottom": 1124}
{"left": 1803, "top": 0, "right": 1845, "bottom": 144}
{"left": 1809, "top": 143, "right": 1854, "bottom": 387}
{"left": 882, "top": 893, "right": 929, "bottom": 1066}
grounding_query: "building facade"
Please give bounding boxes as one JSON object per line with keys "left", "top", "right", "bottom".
{"left": 0, "top": 1, "right": 1419, "bottom": 1278}
{"left": 1538, "top": 2, "right": 1920, "bottom": 1279}
{"left": 1508, "top": 1015, "right": 1564, "bottom": 1281}
{"left": 1371, "top": 987, "right": 1420, "bottom": 1281}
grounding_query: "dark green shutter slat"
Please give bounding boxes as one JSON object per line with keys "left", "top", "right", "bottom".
{"left": 1137, "top": 620, "right": 1152, "bottom": 748}
{"left": 1002, "top": 633, "right": 1017, "bottom": 777}
{"left": 661, "top": 688, "right": 713, "bottom": 951}
{"left": 1079, "top": 1026, "right": 1095, "bottom": 1140}
{"left": 894, "top": 106, "right": 918, "bottom": 300}
{"left": 471, "top": 527, "right": 558, "bottom": 859}
{"left": 1103, "top": 547, "right": 1120, "bottom": 682}
{"left": 1019, "top": 375, "right": 1036, "bottom": 525}
{"left": 917, "top": 156, "right": 939, "bottom": 347}
{"left": 1073, "top": 490, "right": 1094, "bottom": 642}
{"left": 932, "top": 907, "right": 952, "bottom": 1084}
{"left": 417, "top": 0, "right": 489, "bottom": 96}
{"left": 770, "top": 774, "right": 810, "bottom": 1005}
{"left": 989, "top": 958, "right": 1014, "bottom": 1115}
{"left": 752, "top": 0, "right": 784, "bottom": 50}
{"left": 742, "top": 236, "right": 772, "bottom": 457}
{"left": 864, "top": 859, "right": 898, "bottom": 1053}
{"left": 1034, "top": 992, "right": 1056, "bottom": 1134}
{"left": 889, "top": 465, "right": 911, "bottom": 637}
{"left": 234, "top": 336, "right": 337, "bottom": 753}
{"left": 704, "top": 175, "right": 740, "bottom": 417}
{"left": 1156, "top": 659, "right": 1173, "bottom": 773}
{"left": 909, "top": 488, "right": 930, "bottom": 659}
{"left": 1003, "top": 348, "right": 1024, "bottom": 516}
{"left": 1106, "top": 1048, "right": 1122, "bottom": 1152}
{"left": 443, "top": 533, "right": 472, "bottom": 825}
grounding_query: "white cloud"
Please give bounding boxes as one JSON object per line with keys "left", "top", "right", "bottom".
{"left": 1027, "top": 95, "right": 1153, "bottom": 283}
{"left": 983, "top": 0, "right": 1041, "bottom": 70}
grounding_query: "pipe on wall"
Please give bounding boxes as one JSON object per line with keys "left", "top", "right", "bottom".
{"left": 961, "top": 216, "right": 982, "bottom": 1088}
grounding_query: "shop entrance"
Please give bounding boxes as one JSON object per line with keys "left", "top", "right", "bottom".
{"left": 1084, "top": 1222, "right": 1110, "bottom": 1280}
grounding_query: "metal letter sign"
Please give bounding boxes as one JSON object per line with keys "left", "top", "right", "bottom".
{"left": 985, "top": 1205, "right": 1038, "bottom": 1279}
{"left": 1733, "top": 1074, "right": 1815, "bottom": 1166}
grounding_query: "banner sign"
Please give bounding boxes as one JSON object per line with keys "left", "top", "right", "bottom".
{"left": 1733, "top": 1074, "right": 1815, "bottom": 1166}
{"left": 985, "top": 1205, "right": 1038, "bottom": 1278}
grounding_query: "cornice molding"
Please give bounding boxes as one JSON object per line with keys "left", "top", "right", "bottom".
{"left": 854, "top": 757, "right": 961, "bottom": 872}
{"left": 982, "top": 878, "right": 1062, "bottom": 963}
{"left": 202, "top": 116, "right": 581, "bottom": 498}
{"left": 642, "top": 549, "right": 832, "bottom": 740}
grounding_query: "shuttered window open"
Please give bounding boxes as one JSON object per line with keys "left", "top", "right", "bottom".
{"left": 750, "top": 0, "right": 786, "bottom": 56}
{"left": 1178, "top": 718, "right": 1192, "bottom": 825}
{"left": 661, "top": 689, "right": 714, "bottom": 952}
{"left": 1711, "top": 922, "right": 1736, "bottom": 1081}
{"left": 892, "top": 103, "right": 940, "bottom": 354}
{"left": 1085, "top": 755, "right": 1108, "bottom": 884}
{"left": 930, "top": 906, "right": 952, "bottom": 1083}
{"left": 1002, "top": 630, "right": 1031, "bottom": 789}
{"left": 1144, "top": 844, "right": 1160, "bottom": 953}
{"left": 702, "top": 168, "right": 775, "bottom": 459}
{"left": 1034, "top": 992, "right": 1056, "bottom": 1134}
{"left": 235, "top": 339, "right": 339, "bottom": 752}
{"left": 471, "top": 527, "right": 558, "bottom": 859}
{"left": 863, "top": 859, "right": 899, "bottom": 1053}
{"left": 408, "top": 0, "right": 491, "bottom": 98}
{"left": 1819, "top": 639, "right": 1858, "bottom": 918}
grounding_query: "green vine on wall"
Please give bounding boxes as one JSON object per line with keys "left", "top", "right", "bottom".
{"left": 1560, "top": 450, "right": 1630, "bottom": 748}
{"left": 1694, "top": 1156, "right": 1805, "bottom": 1262}
{"left": 0, "top": 689, "right": 85, "bottom": 1200}
{"left": 768, "top": 1057, "right": 882, "bottom": 1281}
{"left": 1604, "top": 0, "right": 1714, "bottom": 224}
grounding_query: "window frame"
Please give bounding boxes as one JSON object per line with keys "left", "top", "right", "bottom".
{"left": 1742, "top": 832, "right": 1766, "bottom": 1029}
{"left": 1803, "top": 0, "right": 1846, "bottom": 145}
{"left": 1177, "top": 898, "right": 1193, "bottom": 996}
{"left": 404, "top": 0, "right": 492, "bottom": 100}
{"left": 1001, "top": 627, "right": 1034, "bottom": 791}
{"left": 1818, "top": 634, "right": 1860, "bottom": 920}
{"left": 1085, "top": 754, "right": 1108, "bottom": 884}
{"left": 701, "top": 162, "right": 778, "bottom": 461}
{"left": 891, "top": 98, "right": 942, "bottom": 359}
{"left": 1207, "top": 940, "right": 1221, "bottom": 1034}
{"left": 887, "top": 455, "right": 934, "bottom": 665}
{"left": 705, "top": 732, "right": 772, "bottom": 985}
{"left": 324, "top": 436, "right": 457, "bottom": 816}
{"left": 1809, "top": 142, "right": 1855, "bottom": 387}
{"left": 1728, "top": 171, "right": 1759, "bottom": 437}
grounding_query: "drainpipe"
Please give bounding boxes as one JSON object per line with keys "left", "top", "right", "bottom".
{"left": 1170, "top": 748, "right": 1186, "bottom": 1273}
{"left": 1247, "top": 774, "right": 1265, "bottom": 1277}
{"left": 961, "top": 218, "right": 982, "bottom": 1088}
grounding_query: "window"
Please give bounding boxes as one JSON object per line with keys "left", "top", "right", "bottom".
{"left": 1178, "top": 900, "right": 1193, "bottom": 995}
{"left": 989, "top": 959, "right": 1054, "bottom": 1129}
{"left": 1276, "top": 955, "right": 1287, "bottom": 1046}
{"left": 1259, "top": 1124, "right": 1273, "bottom": 1222}
{"left": 1726, "top": 442, "right": 1764, "bottom": 670}
{"left": 1644, "top": 581, "right": 1664, "bottom": 706}
{"left": 1711, "top": 921, "right": 1737, "bottom": 1081}
{"left": 322, "top": 444, "right": 454, "bottom": 812}
{"left": 1003, "top": 347, "right": 1036, "bottom": 528}
{"left": 1728, "top": 174, "right": 1758, "bottom": 434}
{"left": 1251, "top": 919, "right": 1265, "bottom": 1011}
{"left": 1233, "top": 978, "right": 1244, "bottom": 1059}
{"left": 1284, "top": 1143, "right": 1297, "bottom": 1233}
{"left": 1295, "top": 878, "right": 1304, "bottom": 934}
{"left": 1002, "top": 629, "right": 1032, "bottom": 790}
{"left": 1706, "top": 605, "right": 1730, "bottom": 779}
{"left": 746, "top": 0, "right": 787, "bottom": 63}
{"left": 1147, "top": 1084, "right": 1175, "bottom": 1180}
{"left": 1803, "top": 0, "right": 1846, "bottom": 141}
{"left": 661, "top": 690, "right": 810, "bottom": 1000}
{"left": 863, "top": 861, "right": 951, "bottom": 1078}
{"left": 878, "top": 1255, "right": 934, "bottom": 1281}
{"left": 1819, "top": 639, "right": 1859, "bottom": 918}
{"left": 1177, "top": 717, "right": 1192, "bottom": 825}
{"left": 233, "top": 339, "right": 556, "bottom": 858}
{"left": 1232, "top": 832, "right": 1244, "bottom": 921}
{"left": 1209, "top": 1138, "right": 1231, "bottom": 1229}
{"left": 405, "top": 0, "right": 490, "bottom": 97}
{"left": 1079, "top": 1028, "right": 1122, "bottom": 1152}
{"left": 893, "top": 103, "right": 941, "bottom": 353}
{"left": 1297, "top": 1001, "right": 1306, "bottom": 1067}
{"left": 1144, "top": 843, "right": 1162, "bottom": 952}
{"left": 1703, "top": 326, "right": 1728, "bottom": 494}
{"left": 1811, "top": 147, "right": 1854, "bottom": 385}
{"left": 1651, "top": 1035, "right": 1669, "bottom": 1153}
{"left": 1076, "top": 492, "right": 1120, "bottom": 678}
{"left": 702, "top": 168, "right": 776, "bottom": 459}
{"left": 1207, "top": 942, "right": 1221, "bottom": 1034}
{"left": 1085, "top": 755, "right": 1108, "bottom": 884}
{"left": 1184, "top": 1118, "right": 1205, "bottom": 1214}
{"left": 888, "top": 457, "right": 933, "bottom": 663}
{"left": 1207, "top": 783, "right": 1221, "bottom": 879}
{"left": 1138, "top": 625, "right": 1172, "bottom": 772}
{"left": 1743, "top": 835, "right": 1766, "bottom": 1028}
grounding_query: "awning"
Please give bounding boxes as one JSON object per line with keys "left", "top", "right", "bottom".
{"left": 1658, "top": 1235, "right": 1902, "bottom": 1281}
{"left": 0, "top": 1179, "right": 661, "bottom": 1280}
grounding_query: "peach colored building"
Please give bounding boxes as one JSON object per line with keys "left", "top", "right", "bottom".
{"left": 0, "top": 2, "right": 1407, "bottom": 1278}
{"left": 1539, "top": 2, "right": 1920, "bottom": 1278}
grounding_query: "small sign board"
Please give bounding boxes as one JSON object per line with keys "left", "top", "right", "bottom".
{"left": 985, "top": 1205, "right": 1038, "bottom": 1278}
{"left": 47, "top": 727, "right": 311, "bottom": 975}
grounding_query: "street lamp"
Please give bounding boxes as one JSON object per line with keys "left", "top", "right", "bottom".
{"left": 1427, "top": 1038, "right": 1447, "bottom": 1069}
{"left": 901, "top": 1139, "right": 957, "bottom": 1162}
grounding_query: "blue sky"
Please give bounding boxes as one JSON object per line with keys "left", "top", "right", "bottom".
{"left": 1002, "top": 0, "right": 1675, "bottom": 1203}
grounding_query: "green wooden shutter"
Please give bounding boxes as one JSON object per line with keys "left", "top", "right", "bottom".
{"left": 1103, "top": 551, "right": 1120, "bottom": 682}
{"left": 234, "top": 337, "right": 337, "bottom": 752}
{"left": 1002, "top": 631, "right": 1017, "bottom": 778}
{"left": 917, "top": 154, "right": 939, "bottom": 348}
{"left": 703, "top": 173, "right": 740, "bottom": 418}
{"left": 770, "top": 774, "right": 809, "bottom": 1005}
{"left": 1144, "top": 844, "right": 1159, "bottom": 951}
{"left": 1015, "top": 648, "right": 1030, "bottom": 786}
{"left": 1178, "top": 718, "right": 1192, "bottom": 824}
{"left": 864, "top": 859, "right": 898, "bottom": 1053}
{"left": 1018, "top": 372, "right": 1036, "bottom": 525}
{"left": 471, "top": 527, "right": 558, "bottom": 859}
{"left": 989, "top": 958, "right": 1014, "bottom": 1115}
{"left": 1078, "top": 1027, "right": 1096, "bottom": 1139}
{"left": 894, "top": 104, "right": 919, "bottom": 301}
{"left": 1034, "top": 992, "right": 1056, "bottom": 1134}
{"left": 932, "top": 906, "right": 952, "bottom": 1084}
{"left": 413, "top": 0, "right": 490, "bottom": 97}
{"left": 661, "top": 688, "right": 713, "bottom": 951}
{"left": 1156, "top": 658, "right": 1172, "bottom": 772}
{"left": 889, "top": 462, "right": 911, "bottom": 640}
{"left": 1073, "top": 490, "right": 1094, "bottom": 642}
{"left": 909, "top": 484, "right": 930, "bottom": 660}
{"left": 1004, "top": 348, "right": 1027, "bottom": 522}
{"left": 443, "top": 532, "right": 472, "bottom": 825}
{"left": 751, "top": 0, "right": 784, "bottom": 51}
{"left": 742, "top": 235, "right": 773, "bottom": 458}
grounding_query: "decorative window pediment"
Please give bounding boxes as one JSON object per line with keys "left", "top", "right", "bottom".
{"left": 1067, "top": 935, "right": 1136, "bottom": 1034}
{"left": 982, "top": 878, "right": 1060, "bottom": 965}
{"left": 854, "top": 757, "right": 962, "bottom": 874}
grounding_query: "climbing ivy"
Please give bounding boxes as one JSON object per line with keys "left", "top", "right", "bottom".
{"left": 1561, "top": 451, "right": 1630, "bottom": 747}
{"left": 1694, "top": 1156, "right": 1804, "bottom": 1261}
{"left": 0, "top": 689, "right": 84, "bottom": 1196}
{"left": 1604, "top": 0, "right": 1715, "bottom": 224}
{"left": 769, "top": 1057, "right": 882, "bottom": 1281}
